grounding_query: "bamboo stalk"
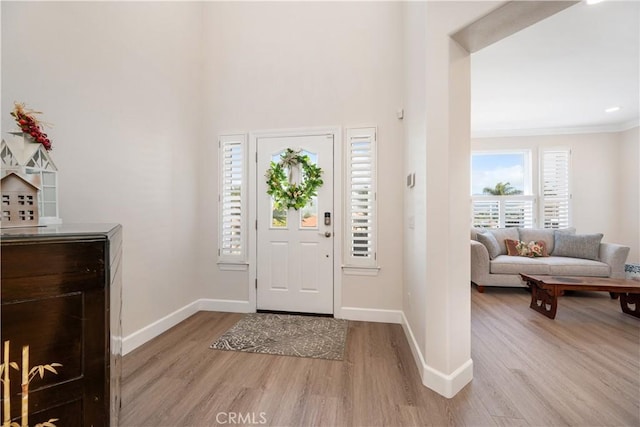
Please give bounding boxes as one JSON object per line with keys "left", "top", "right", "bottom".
{"left": 3, "top": 341, "right": 10, "bottom": 427}
{"left": 20, "top": 346, "right": 28, "bottom": 427}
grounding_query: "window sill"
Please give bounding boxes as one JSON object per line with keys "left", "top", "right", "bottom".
{"left": 342, "top": 266, "right": 381, "bottom": 276}
{"left": 218, "top": 262, "right": 249, "bottom": 272}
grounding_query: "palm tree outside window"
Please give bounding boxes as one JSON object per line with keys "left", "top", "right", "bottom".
{"left": 482, "top": 181, "right": 523, "bottom": 196}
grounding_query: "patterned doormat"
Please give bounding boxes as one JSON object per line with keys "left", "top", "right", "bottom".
{"left": 210, "top": 313, "right": 348, "bottom": 360}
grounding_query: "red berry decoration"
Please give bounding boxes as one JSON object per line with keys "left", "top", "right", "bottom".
{"left": 10, "top": 102, "right": 53, "bottom": 151}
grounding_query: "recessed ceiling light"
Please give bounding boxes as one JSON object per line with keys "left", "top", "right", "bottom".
{"left": 586, "top": 0, "right": 606, "bottom": 5}
{"left": 605, "top": 106, "right": 621, "bottom": 113}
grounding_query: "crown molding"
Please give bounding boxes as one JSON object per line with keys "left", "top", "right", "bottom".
{"left": 472, "top": 119, "right": 640, "bottom": 139}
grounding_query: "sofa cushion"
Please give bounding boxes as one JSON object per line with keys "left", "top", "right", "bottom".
{"left": 470, "top": 227, "right": 483, "bottom": 241}
{"left": 490, "top": 255, "right": 551, "bottom": 275}
{"left": 518, "top": 228, "right": 555, "bottom": 253}
{"left": 544, "top": 256, "right": 610, "bottom": 277}
{"left": 552, "top": 228, "right": 576, "bottom": 254}
{"left": 486, "top": 228, "right": 519, "bottom": 256}
{"left": 553, "top": 233, "right": 603, "bottom": 261}
{"left": 477, "top": 232, "right": 501, "bottom": 260}
{"left": 555, "top": 227, "right": 576, "bottom": 236}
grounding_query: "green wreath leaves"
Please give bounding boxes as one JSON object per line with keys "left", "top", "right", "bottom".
{"left": 265, "top": 148, "right": 324, "bottom": 210}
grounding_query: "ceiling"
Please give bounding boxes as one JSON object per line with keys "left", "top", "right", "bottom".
{"left": 471, "top": 0, "right": 639, "bottom": 137}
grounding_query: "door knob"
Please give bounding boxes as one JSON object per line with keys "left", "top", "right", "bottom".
{"left": 323, "top": 232, "right": 332, "bottom": 238}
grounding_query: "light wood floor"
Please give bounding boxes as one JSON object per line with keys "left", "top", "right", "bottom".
{"left": 120, "top": 288, "right": 640, "bottom": 426}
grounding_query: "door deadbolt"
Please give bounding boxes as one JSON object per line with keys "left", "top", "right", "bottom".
{"left": 324, "top": 232, "right": 331, "bottom": 238}
{"left": 324, "top": 212, "right": 331, "bottom": 226}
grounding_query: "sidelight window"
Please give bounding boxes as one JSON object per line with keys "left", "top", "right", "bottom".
{"left": 345, "top": 127, "right": 377, "bottom": 269}
{"left": 218, "top": 134, "right": 247, "bottom": 263}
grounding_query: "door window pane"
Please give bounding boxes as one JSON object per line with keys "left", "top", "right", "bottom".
{"left": 300, "top": 196, "right": 318, "bottom": 228}
{"left": 271, "top": 205, "right": 288, "bottom": 228}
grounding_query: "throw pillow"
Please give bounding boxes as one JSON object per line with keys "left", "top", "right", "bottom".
{"left": 553, "top": 233, "right": 603, "bottom": 261}
{"left": 487, "top": 228, "right": 519, "bottom": 256}
{"left": 477, "top": 232, "right": 501, "bottom": 260}
{"left": 549, "top": 227, "right": 576, "bottom": 254}
{"left": 518, "top": 229, "right": 555, "bottom": 253}
{"left": 505, "top": 239, "right": 521, "bottom": 256}
{"left": 505, "top": 239, "right": 549, "bottom": 257}
{"left": 555, "top": 227, "right": 576, "bottom": 235}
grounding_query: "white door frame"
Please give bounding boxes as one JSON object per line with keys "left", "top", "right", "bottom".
{"left": 248, "top": 126, "right": 343, "bottom": 317}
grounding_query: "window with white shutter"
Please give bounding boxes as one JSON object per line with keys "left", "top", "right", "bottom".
{"left": 541, "top": 149, "right": 571, "bottom": 228}
{"left": 472, "top": 200, "right": 500, "bottom": 228}
{"left": 218, "top": 134, "right": 247, "bottom": 264}
{"left": 345, "top": 127, "right": 377, "bottom": 269}
{"left": 471, "top": 148, "right": 570, "bottom": 229}
{"left": 471, "top": 197, "right": 534, "bottom": 228}
{"left": 504, "top": 198, "right": 534, "bottom": 228}
{"left": 471, "top": 150, "right": 534, "bottom": 228}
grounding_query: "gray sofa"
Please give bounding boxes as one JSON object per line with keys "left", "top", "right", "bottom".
{"left": 470, "top": 227, "right": 630, "bottom": 292}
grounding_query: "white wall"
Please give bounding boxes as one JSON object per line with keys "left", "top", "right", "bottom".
{"left": 619, "top": 127, "right": 640, "bottom": 263}
{"left": 403, "top": 0, "right": 429, "bottom": 358}
{"left": 1, "top": 2, "right": 204, "bottom": 337}
{"left": 199, "top": 2, "right": 405, "bottom": 313}
{"left": 473, "top": 130, "right": 636, "bottom": 252}
{"left": 402, "top": 0, "right": 502, "bottom": 398}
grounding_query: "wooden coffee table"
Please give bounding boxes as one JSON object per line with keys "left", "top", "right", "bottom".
{"left": 520, "top": 274, "right": 640, "bottom": 319}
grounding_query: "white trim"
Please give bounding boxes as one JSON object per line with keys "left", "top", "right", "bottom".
{"left": 340, "top": 307, "right": 402, "bottom": 324}
{"left": 217, "top": 262, "right": 249, "bottom": 271}
{"left": 400, "top": 311, "right": 426, "bottom": 378}
{"left": 423, "top": 358, "right": 474, "bottom": 399}
{"left": 122, "top": 298, "right": 252, "bottom": 355}
{"left": 342, "top": 266, "right": 381, "bottom": 276}
{"left": 197, "top": 298, "right": 253, "bottom": 313}
{"left": 249, "top": 126, "right": 342, "bottom": 315}
{"left": 122, "top": 300, "right": 201, "bottom": 355}
{"left": 333, "top": 128, "right": 344, "bottom": 318}
{"left": 472, "top": 120, "right": 640, "bottom": 138}
{"left": 400, "top": 312, "right": 474, "bottom": 399}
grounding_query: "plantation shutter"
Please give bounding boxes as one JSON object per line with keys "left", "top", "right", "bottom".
{"left": 219, "top": 134, "right": 247, "bottom": 262}
{"left": 472, "top": 200, "right": 500, "bottom": 228}
{"left": 504, "top": 199, "right": 534, "bottom": 228}
{"left": 541, "top": 149, "right": 571, "bottom": 228}
{"left": 345, "top": 127, "right": 377, "bottom": 268}
{"left": 471, "top": 198, "right": 534, "bottom": 228}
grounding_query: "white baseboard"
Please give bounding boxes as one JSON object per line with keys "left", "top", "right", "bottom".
{"left": 122, "top": 298, "right": 253, "bottom": 355}
{"left": 339, "top": 307, "right": 403, "bottom": 324}
{"left": 400, "top": 312, "right": 474, "bottom": 398}
{"left": 122, "top": 300, "right": 201, "bottom": 355}
{"left": 198, "top": 298, "right": 253, "bottom": 313}
{"left": 400, "top": 311, "right": 427, "bottom": 378}
{"left": 422, "top": 358, "right": 474, "bottom": 398}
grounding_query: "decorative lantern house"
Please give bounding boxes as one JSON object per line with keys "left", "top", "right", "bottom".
{"left": 0, "top": 132, "right": 61, "bottom": 226}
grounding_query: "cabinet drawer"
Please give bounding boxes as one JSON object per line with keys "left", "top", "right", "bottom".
{"left": 1, "top": 240, "right": 105, "bottom": 302}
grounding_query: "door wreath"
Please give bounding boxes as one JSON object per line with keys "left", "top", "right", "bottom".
{"left": 265, "top": 148, "right": 323, "bottom": 210}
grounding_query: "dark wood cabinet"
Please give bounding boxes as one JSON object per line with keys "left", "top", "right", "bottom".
{"left": 1, "top": 224, "right": 122, "bottom": 426}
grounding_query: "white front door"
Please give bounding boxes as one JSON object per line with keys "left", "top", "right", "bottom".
{"left": 256, "top": 133, "right": 334, "bottom": 314}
